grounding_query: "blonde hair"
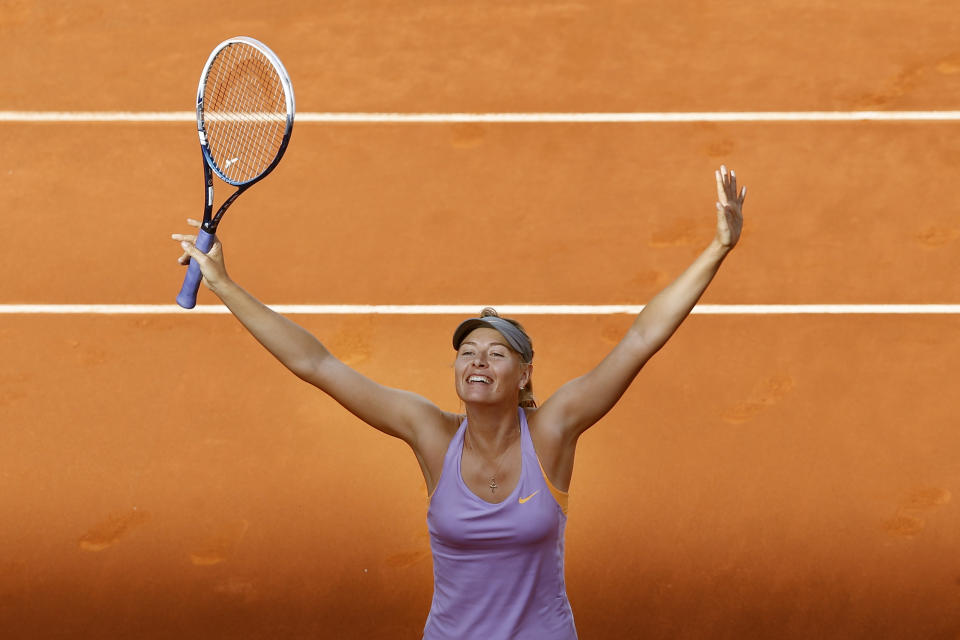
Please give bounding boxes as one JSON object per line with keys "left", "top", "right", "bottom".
{"left": 478, "top": 307, "right": 537, "bottom": 408}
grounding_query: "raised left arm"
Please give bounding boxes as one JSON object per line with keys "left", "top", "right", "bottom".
{"left": 536, "top": 166, "right": 746, "bottom": 442}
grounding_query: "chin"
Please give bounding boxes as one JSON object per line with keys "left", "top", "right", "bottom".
{"left": 459, "top": 389, "right": 497, "bottom": 404}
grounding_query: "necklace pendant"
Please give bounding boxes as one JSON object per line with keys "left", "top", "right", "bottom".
{"left": 489, "top": 478, "right": 498, "bottom": 493}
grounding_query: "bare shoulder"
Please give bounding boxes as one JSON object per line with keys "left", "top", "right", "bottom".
{"left": 526, "top": 407, "right": 565, "bottom": 462}
{"left": 415, "top": 408, "right": 460, "bottom": 452}
{"left": 431, "top": 410, "right": 463, "bottom": 444}
{"left": 526, "top": 405, "right": 566, "bottom": 445}
{"left": 413, "top": 410, "right": 462, "bottom": 496}
{"left": 527, "top": 406, "right": 577, "bottom": 492}
{"left": 406, "top": 401, "right": 459, "bottom": 448}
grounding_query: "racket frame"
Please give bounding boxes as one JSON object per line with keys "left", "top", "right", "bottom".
{"left": 196, "top": 35, "right": 296, "bottom": 234}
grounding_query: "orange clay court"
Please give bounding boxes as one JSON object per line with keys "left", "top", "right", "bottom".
{"left": 1, "top": 2, "right": 960, "bottom": 638}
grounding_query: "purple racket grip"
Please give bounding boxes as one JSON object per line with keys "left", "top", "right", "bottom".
{"left": 176, "top": 228, "right": 216, "bottom": 309}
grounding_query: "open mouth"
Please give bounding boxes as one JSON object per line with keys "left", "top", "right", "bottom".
{"left": 467, "top": 375, "right": 493, "bottom": 385}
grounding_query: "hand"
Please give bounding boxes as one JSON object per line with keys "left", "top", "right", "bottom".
{"left": 171, "top": 219, "right": 230, "bottom": 291}
{"left": 715, "top": 165, "right": 745, "bottom": 250}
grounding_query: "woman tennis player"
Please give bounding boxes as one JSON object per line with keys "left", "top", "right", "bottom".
{"left": 172, "top": 166, "right": 745, "bottom": 639}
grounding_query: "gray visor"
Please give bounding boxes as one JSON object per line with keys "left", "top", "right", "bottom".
{"left": 452, "top": 317, "right": 534, "bottom": 363}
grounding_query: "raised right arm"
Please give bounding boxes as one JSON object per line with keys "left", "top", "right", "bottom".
{"left": 172, "top": 222, "right": 451, "bottom": 446}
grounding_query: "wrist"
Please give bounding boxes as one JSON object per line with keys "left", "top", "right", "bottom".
{"left": 208, "top": 274, "right": 236, "bottom": 299}
{"left": 707, "top": 237, "right": 733, "bottom": 260}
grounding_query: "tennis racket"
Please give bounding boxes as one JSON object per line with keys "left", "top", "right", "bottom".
{"left": 176, "top": 36, "right": 295, "bottom": 309}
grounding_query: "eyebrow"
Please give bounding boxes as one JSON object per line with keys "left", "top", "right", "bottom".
{"left": 460, "top": 341, "right": 510, "bottom": 349}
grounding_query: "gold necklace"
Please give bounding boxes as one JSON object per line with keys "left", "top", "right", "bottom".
{"left": 467, "top": 424, "right": 520, "bottom": 494}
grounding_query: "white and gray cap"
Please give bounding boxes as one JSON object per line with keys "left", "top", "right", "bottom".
{"left": 452, "top": 316, "right": 534, "bottom": 363}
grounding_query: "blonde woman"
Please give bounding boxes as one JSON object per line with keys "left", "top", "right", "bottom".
{"left": 172, "top": 166, "right": 746, "bottom": 639}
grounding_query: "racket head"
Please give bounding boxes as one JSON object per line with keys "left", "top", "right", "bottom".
{"left": 196, "top": 36, "right": 295, "bottom": 187}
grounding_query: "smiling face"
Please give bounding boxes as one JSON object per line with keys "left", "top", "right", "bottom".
{"left": 454, "top": 327, "right": 531, "bottom": 407}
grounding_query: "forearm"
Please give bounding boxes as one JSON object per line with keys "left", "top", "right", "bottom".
{"left": 211, "top": 279, "right": 329, "bottom": 379}
{"left": 630, "top": 239, "right": 731, "bottom": 352}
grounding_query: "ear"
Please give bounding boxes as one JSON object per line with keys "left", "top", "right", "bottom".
{"left": 519, "top": 363, "right": 532, "bottom": 389}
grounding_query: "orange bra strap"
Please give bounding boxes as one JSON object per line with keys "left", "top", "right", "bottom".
{"left": 537, "top": 458, "right": 569, "bottom": 515}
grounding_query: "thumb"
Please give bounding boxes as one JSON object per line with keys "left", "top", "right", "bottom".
{"left": 180, "top": 240, "right": 207, "bottom": 261}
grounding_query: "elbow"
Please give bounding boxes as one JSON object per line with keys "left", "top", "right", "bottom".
{"left": 623, "top": 326, "right": 662, "bottom": 367}
{"left": 288, "top": 347, "right": 331, "bottom": 385}
{"left": 290, "top": 360, "right": 318, "bottom": 383}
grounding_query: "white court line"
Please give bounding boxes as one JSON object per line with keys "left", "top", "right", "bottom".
{"left": 3, "top": 111, "right": 960, "bottom": 123}
{"left": 2, "top": 305, "right": 960, "bottom": 315}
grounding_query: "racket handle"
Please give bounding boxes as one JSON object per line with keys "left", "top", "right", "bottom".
{"left": 176, "top": 229, "right": 216, "bottom": 309}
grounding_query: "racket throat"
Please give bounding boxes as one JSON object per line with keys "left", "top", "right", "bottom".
{"left": 208, "top": 184, "right": 250, "bottom": 232}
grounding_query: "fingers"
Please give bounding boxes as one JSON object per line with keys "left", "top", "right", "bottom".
{"left": 171, "top": 232, "right": 196, "bottom": 265}
{"left": 716, "top": 165, "right": 747, "bottom": 205}
{"left": 171, "top": 219, "right": 205, "bottom": 264}
{"left": 177, "top": 237, "right": 222, "bottom": 267}
{"left": 178, "top": 240, "right": 206, "bottom": 268}
{"left": 179, "top": 240, "right": 200, "bottom": 258}
{"left": 715, "top": 167, "right": 727, "bottom": 204}
{"left": 717, "top": 165, "right": 736, "bottom": 201}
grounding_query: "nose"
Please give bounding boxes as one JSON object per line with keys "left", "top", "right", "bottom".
{"left": 472, "top": 352, "right": 488, "bottom": 367}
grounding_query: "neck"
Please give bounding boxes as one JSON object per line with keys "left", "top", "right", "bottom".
{"left": 464, "top": 404, "right": 521, "bottom": 455}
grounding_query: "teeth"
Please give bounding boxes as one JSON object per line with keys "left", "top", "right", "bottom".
{"left": 468, "top": 375, "right": 492, "bottom": 384}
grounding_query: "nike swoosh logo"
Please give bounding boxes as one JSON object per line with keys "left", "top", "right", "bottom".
{"left": 519, "top": 490, "right": 540, "bottom": 504}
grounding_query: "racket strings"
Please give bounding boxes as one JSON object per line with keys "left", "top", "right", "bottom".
{"left": 210, "top": 47, "right": 284, "bottom": 172}
{"left": 202, "top": 43, "right": 289, "bottom": 184}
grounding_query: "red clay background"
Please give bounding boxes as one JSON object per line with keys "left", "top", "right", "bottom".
{"left": 2, "top": 1, "right": 959, "bottom": 638}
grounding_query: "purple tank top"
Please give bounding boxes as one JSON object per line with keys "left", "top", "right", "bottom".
{"left": 424, "top": 407, "right": 578, "bottom": 639}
